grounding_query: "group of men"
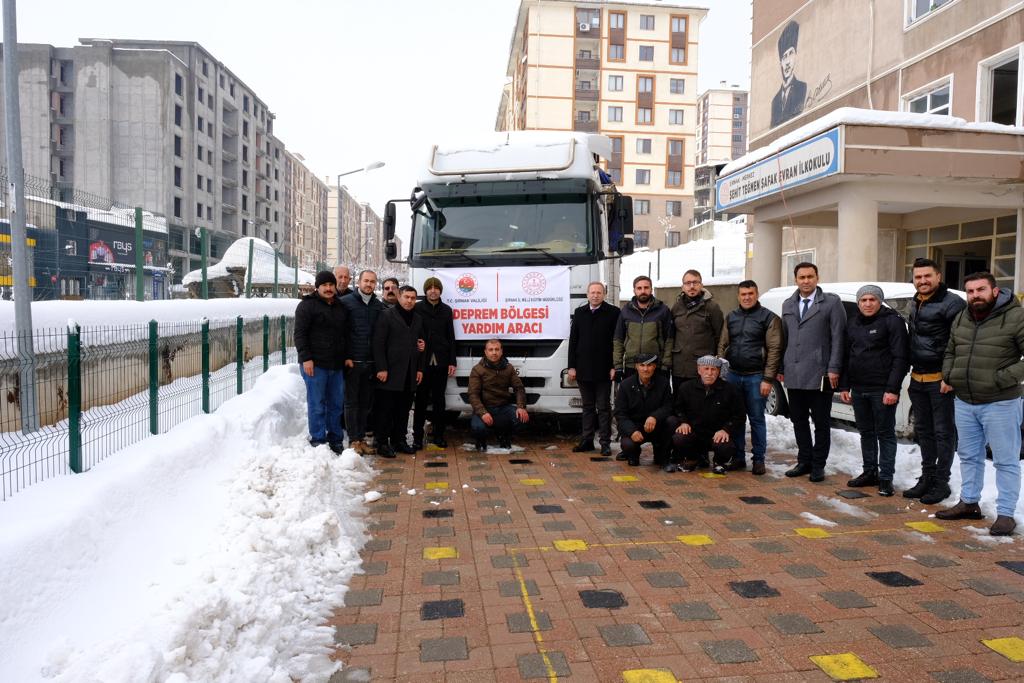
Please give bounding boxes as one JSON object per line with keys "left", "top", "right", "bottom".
{"left": 567, "top": 260, "right": 1022, "bottom": 537}
{"left": 295, "top": 265, "right": 530, "bottom": 459}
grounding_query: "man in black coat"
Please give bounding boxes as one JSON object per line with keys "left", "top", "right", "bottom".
{"left": 838, "top": 286, "right": 910, "bottom": 496}
{"left": 614, "top": 353, "right": 673, "bottom": 466}
{"left": 666, "top": 355, "right": 746, "bottom": 473}
{"left": 413, "top": 277, "right": 456, "bottom": 450}
{"left": 568, "top": 281, "right": 620, "bottom": 456}
{"left": 294, "top": 271, "right": 348, "bottom": 453}
{"left": 372, "top": 285, "right": 424, "bottom": 457}
{"left": 342, "top": 270, "right": 385, "bottom": 455}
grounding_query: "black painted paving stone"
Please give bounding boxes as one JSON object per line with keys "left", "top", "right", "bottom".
{"left": 334, "top": 623, "right": 378, "bottom": 646}
{"left": 509, "top": 459, "right": 532, "bottom": 464}
{"left": 638, "top": 500, "right": 670, "bottom": 509}
{"left": 751, "top": 540, "right": 791, "bottom": 555}
{"left": 533, "top": 504, "right": 565, "bottom": 514}
{"left": 730, "top": 579, "right": 781, "bottom": 598}
{"left": 506, "top": 611, "right": 552, "bottom": 633}
{"left": 930, "top": 669, "right": 994, "bottom": 683}
{"left": 590, "top": 456, "right": 611, "bottom": 462}
{"left": 704, "top": 555, "right": 742, "bottom": 569}
{"left": 869, "top": 624, "right": 934, "bottom": 648}
{"left": 626, "top": 547, "right": 664, "bottom": 561}
{"left": 739, "top": 495, "right": 774, "bottom": 505}
{"left": 829, "top": 546, "right": 871, "bottom": 562}
{"left": 594, "top": 510, "right": 625, "bottom": 520}
{"left": 836, "top": 489, "right": 870, "bottom": 499}
{"left": 566, "top": 561, "right": 605, "bottom": 577}
{"left": 420, "top": 598, "right": 465, "bottom": 620}
{"left": 422, "top": 570, "right": 460, "bottom": 586}
{"left": 784, "top": 564, "right": 826, "bottom": 579}
{"left": 579, "top": 589, "right": 627, "bottom": 609}
{"left": 543, "top": 520, "right": 576, "bottom": 532}
{"left": 997, "top": 560, "right": 1024, "bottom": 576}
{"left": 920, "top": 600, "right": 980, "bottom": 621}
{"left": 424, "top": 461, "right": 448, "bottom": 468}
{"left": 964, "top": 577, "right": 1011, "bottom": 596}
{"left": 768, "top": 613, "right": 824, "bottom": 635}
{"left": 867, "top": 571, "right": 923, "bottom": 587}
{"left": 821, "top": 591, "right": 875, "bottom": 609}
{"left": 491, "top": 553, "right": 528, "bottom": 569}
{"left": 671, "top": 601, "right": 721, "bottom": 621}
{"left": 725, "top": 520, "right": 758, "bottom": 533}
{"left": 517, "top": 651, "right": 571, "bottom": 679}
{"left": 645, "top": 571, "right": 688, "bottom": 588}
{"left": 915, "top": 554, "right": 960, "bottom": 568}
{"left": 701, "top": 639, "right": 759, "bottom": 664}
{"left": 420, "top": 636, "right": 469, "bottom": 662}
{"left": 486, "top": 532, "right": 520, "bottom": 545}
{"left": 422, "top": 508, "right": 454, "bottom": 519}
{"left": 599, "top": 623, "right": 652, "bottom": 647}
{"left": 344, "top": 589, "right": 384, "bottom": 607}
{"left": 500, "top": 580, "right": 540, "bottom": 598}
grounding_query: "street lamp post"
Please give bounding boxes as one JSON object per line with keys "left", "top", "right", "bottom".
{"left": 336, "top": 161, "right": 385, "bottom": 266}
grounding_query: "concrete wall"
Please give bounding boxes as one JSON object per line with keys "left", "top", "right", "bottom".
{"left": 0, "top": 45, "right": 57, "bottom": 181}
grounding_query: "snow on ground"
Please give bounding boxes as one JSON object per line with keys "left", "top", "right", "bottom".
{"left": 0, "top": 365, "right": 374, "bottom": 682}
{"left": 799, "top": 512, "right": 838, "bottom": 527}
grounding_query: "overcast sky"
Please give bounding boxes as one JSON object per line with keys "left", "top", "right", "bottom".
{"left": 15, "top": 0, "right": 752, "bottom": 214}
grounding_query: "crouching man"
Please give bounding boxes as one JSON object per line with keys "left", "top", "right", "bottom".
{"left": 614, "top": 353, "right": 673, "bottom": 466}
{"left": 468, "top": 339, "right": 529, "bottom": 451}
{"left": 666, "top": 355, "right": 745, "bottom": 474}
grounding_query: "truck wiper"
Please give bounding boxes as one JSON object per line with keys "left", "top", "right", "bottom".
{"left": 495, "top": 247, "right": 569, "bottom": 265}
{"left": 420, "top": 248, "right": 484, "bottom": 265}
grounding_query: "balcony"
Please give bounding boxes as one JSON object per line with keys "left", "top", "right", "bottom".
{"left": 221, "top": 202, "right": 238, "bottom": 214}
{"left": 221, "top": 147, "right": 237, "bottom": 162}
{"left": 221, "top": 119, "right": 237, "bottom": 136}
{"left": 573, "top": 120, "right": 598, "bottom": 133}
{"left": 574, "top": 87, "right": 599, "bottom": 101}
{"left": 574, "top": 56, "right": 600, "bottom": 70}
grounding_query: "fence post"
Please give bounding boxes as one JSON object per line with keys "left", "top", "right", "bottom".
{"left": 67, "top": 322, "right": 82, "bottom": 473}
{"left": 201, "top": 318, "right": 210, "bottom": 413}
{"left": 245, "top": 237, "right": 254, "bottom": 298}
{"left": 280, "top": 314, "right": 287, "bottom": 365}
{"left": 236, "top": 316, "right": 244, "bottom": 394}
{"left": 262, "top": 314, "right": 270, "bottom": 373}
{"left": 134, "top": 207, "right": 144, "bottom": 302}
{"left": 149, "top": 320, "right": 159, "bottom": 434}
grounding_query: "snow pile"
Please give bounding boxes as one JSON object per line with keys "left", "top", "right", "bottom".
{"left": 182, "top": 237, "right": 315, "bottom": 287}
{"left": 0, "top": 365, "right": 374, "bottom": 682}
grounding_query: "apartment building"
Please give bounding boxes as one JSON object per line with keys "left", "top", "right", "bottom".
{"left": 496, "top": 0, "right": 707, "bottom": 250}
{"left": 718, "top": 1, "right": 1024, "bottom": 291}
{"left": 0, "top": 39, "right": 299, "bottom": 283}
{"left": 285, "top": 152, "right": 329, "bottom": 272}
{"left": 692, "top": 84, "right": 748, "bottom": 227}
{"left": 325, "top": 184, "right": 365, "bottom": 270}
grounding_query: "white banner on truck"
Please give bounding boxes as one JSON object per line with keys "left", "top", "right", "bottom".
{"left": 438, "top": 266, "right": 570, "bottom": 340}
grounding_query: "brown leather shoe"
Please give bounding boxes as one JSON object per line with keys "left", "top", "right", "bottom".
{"left": 751, "top": 461, "right": 766, "bottom": 476}
{"left": 990, "top": 515, "right": 1017, "bottom": 536}
{"left": 935, "top": 500, "right": 984, "bottom": 520}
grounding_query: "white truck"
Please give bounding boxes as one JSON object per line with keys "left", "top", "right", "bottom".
{"left": 382, "top": 132, "right": 634, "bottom": 416}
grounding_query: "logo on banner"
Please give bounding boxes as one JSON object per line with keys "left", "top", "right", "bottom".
{"left": 521, "top": 271, "right": 547, "bottom": 296}
{"left": 457, "top": 273, "right": 477, "bottom": 295}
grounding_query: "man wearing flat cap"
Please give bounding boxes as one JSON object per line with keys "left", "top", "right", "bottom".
{"left": 413, "top": 276, "right": 457, "bottom": 450}
{"left": 666, "top": 355, "right": 746, "bottom": 474}
{"left": 613, "top": 353, "right": 674, "bottom": 466}
{"left": 770, "top": 20, "right": 807, "bottom": 127}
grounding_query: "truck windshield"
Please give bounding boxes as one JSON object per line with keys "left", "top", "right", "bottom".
{"left": 411, "top": 193, "right": 594, "bottom": 265}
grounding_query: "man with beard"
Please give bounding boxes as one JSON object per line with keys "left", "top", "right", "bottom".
{"left": 905, "top": 258, "right": 965, "bottom": 504}
{"left": 567, "top": 281, "right": 620, "bottom": 456}
{"left": 342, "top": 270, "right": 384, "bottom": 455}
{"left": 613, "top": 275, "right": 672, "bottom": 381}
{"left": 413, "top": 277, "right": 456, "bottom": 450}
{"left": 381, "top": 277, "right": 400, "bottom": 309}
{"left": 372, "top": 285, "right": 424, "bottom": 458}
{"left": 938, "top": 272, "right": 1024, "bottom": 536}
{"left": 333, "top": 264, "right": 355, "bottom": 297}
{"left": 468, "top": 338, "right": 529, "bottom": 451}
{"left": 668, "top": 269, "right": 724, "bottom": 390}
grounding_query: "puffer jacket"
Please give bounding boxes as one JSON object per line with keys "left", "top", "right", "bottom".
{"left": 908, "top": 283, "right": 966, "bottom": 374}
{"left": 468, "top": 356, "right": 526, "bottom": 416}
{"left": 668, "top": 290, "right": 724, "bottom": 379}
{"left": 294, "top": 292, "right": 348, "bottom": 370}
{"left": 342, "top": 292, "right": 384, "bottom": 362}
{"left": 718, "top": 302, "right": 783, "bottom": 379}
{"left": 612, "top": 297, "right": 673, "bottom": 371}
{"left": 838, "top": 306, "right": 910, "bottom": 394}
{"left": 942, "top": 288, "right": 1024, "bottom": 405}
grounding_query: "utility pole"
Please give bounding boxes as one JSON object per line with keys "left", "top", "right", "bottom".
{"left": 3, "top": 0, "right": 40, "bottom": 432}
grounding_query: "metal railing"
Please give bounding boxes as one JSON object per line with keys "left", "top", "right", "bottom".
{"left": 0, "top": 314, "right": 294, "bottom": 500}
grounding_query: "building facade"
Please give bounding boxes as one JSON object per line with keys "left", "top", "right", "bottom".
{"left": 496, "top": 0, "right": 707, "bottom": 251}
{"left": 285, "top": 152, "right": 329, "bottom": 272}
{"left": 325, "top": 183, "right": 365, "bottom": 270}
{"left": 696, "top": 84, "right": 748, "bottom": 165}
{"left": 720, "top": 1, "right": 1023, "bottom": 291}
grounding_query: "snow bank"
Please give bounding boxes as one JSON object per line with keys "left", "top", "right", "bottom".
{"left": 182, "top": 237, "right": 314, "bottom": 287}
{"left": 0, "top": 365, "right": 374, "bottom": 682}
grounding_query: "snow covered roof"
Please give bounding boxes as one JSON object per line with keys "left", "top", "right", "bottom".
{"left": 182, "top": 237, "right": 314, "bottom": 286}
{"left": 722, "top": 108, "right": 1024, "bottom": 177}
{"left": 25, "top": 194, "right": 168, "bottom": 234}
{"left": 619, "top": 221, "right": 746, "bottom": 293}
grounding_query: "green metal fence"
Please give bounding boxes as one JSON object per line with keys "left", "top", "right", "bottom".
{"left": 0, "top": 314, "right": 294, "bottom": 500}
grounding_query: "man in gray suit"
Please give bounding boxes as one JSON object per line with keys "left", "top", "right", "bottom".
{"left": 779, "top": 262, "right": 846, "bottom": 482}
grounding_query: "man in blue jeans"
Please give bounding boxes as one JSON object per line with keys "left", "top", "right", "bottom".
{"left": 717, "top": 280, "right": 783, "bottom": 475}
{"left": 939, "top": 272, "right": 1024, "bottom": 536}
{"left": 294, "top": 271, "right": 348, "bottom": 453}
{"left": 467, "top": 339, "right": 529, "bottom": 451}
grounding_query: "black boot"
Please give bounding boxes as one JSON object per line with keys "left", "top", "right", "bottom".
{"left": 847, "top": 470, "right": 879, "bottom": 487}
{"left": 785, "top": 463, "right": 812, "bottom": 478}
{"left": 903, "top": 475, "right": 932, "bottom": 499}
{"left": 877, "top": 480, "right": 894, "bottom": 497}
{"left": 920, "top": 480, "right": 952, "bottom": 505}
{"left": 475, "top": 438, "right": 487, "bottom": 452}
{"left": 572, "top": 440, "right": 595, "bottom": 453}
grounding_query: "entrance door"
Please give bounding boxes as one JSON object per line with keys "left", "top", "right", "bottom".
{"left": 934, "top": 240, "right": 991, "bottom": 288}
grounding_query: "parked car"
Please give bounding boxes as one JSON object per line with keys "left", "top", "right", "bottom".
{"left": 758, "top": 281, "right": 967, "bottom": 437}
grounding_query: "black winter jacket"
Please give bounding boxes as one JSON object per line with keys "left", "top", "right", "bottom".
{"left": 414, "top": 299, "right": 456, "bottom": 368}
{"left": 568, "top": 301, "right": 620, "bottom": 381}
{"left": 294, "top": 292, "right": 348, "bottom": 370}
{"left": 838, "top": 306, "right": 910, "bottom": 394}
{"left": 614, "top": 372, "right": 673, "bottom": 435}
{"left": 672, "top": 377, "right": 746, "bottom": 434}
{"left": 342, "top": 292, "right": 385, "bottom": 362}
{"left": 908, "top": 283, "right": 966, "bottom": 374}
{"left": 717, "top": 303, "right": 784, "bottom": 379}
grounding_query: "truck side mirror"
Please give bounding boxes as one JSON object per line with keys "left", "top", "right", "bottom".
{"left": 617, "top": 237, "right": 634, "bottom": 256}
{"left": 609, "top": 195, "right": 633, "bottom": 253}
{"left": 383, "top": 202, "right": 397, "bottom": 241}
{"left": 385, "top": 242, "right": 398, "bottom": 261}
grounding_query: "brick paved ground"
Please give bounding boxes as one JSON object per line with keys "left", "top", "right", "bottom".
{"left": 328, "top": 434, "right": 1024, "bottom": 682}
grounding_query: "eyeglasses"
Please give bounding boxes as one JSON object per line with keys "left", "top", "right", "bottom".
{"left": 683, "top": 280, "right": 701, "bottom": 286}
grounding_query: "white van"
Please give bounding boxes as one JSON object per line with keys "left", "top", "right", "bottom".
{"left": 758, "top": 282, "right": 966, "bottom": 437}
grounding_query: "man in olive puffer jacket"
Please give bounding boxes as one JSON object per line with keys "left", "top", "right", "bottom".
{"left": 938, "top": 272, "right": 1024, "bottom": 536}
{"left": 613, "top": 275, "right": 673, "bottom": 380}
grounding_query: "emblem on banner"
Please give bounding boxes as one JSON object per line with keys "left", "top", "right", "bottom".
{"left": 521, "top": 271, "right": 547, "bottom": 296}
{"left": 457, "top": 273, "right": 477, "bottom": 295}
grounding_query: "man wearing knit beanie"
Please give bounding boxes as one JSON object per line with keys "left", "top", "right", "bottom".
{"left": 413, "top": 277, "right": 456, "bottom": 449}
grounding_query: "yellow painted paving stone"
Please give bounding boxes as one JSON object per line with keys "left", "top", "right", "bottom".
{"left": 425, "top": 481, "right": 448, "bottom": 490}
{"left": 699, "top": 472, "right": 726, "bottom": 479}
{"left": 904, "top": 521, "right": 944, "bottom": 533}
{"left": 423, "top": 546, "right": 459, "bottom": 560}
{"left": 795, "top": 527, "right": 832, "bottom": 539}
{"left": 983, "top": 636, "right": 1024, "bottom": 662}
{"left": 425, "top": 443, "right": 446, "bottom": 451}
{"left": 612, "top": 475, "right": 639, "bottom": 482}
{"left": 622, "top": 668, "right": 678, "bottom": 683}
{"left": 520, "top": 478, "right": 545, "bottom": 486}
{"left": 553, "top": 539, "right": 589, "bottom": 552}
{"left": 677, "top": 534, "right": 714, "bottom": 546}
{"left": 809, "top": 653, "right": 879, "bottom": 680}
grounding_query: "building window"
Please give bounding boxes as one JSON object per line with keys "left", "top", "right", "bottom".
{"left": 174, "top": 197, "right": 182, "bottom": 218}
{"left": 207, "top": 178, "right": 213, "bottom": 193}
{"left": 667, "top": 170, "right": 682, "bottom": 187}
{"left": 607, "top": 106, "right": 623, "bottom": 122}
{"left": 174, "top": 135, "right": 182, "bottom": 157}
{"left": 670, "top": 79, "right": 685, "bottom": 95}
{"left": 637, "top": 107, "right": 652, "bottom": 124}
{"left": 733, "top": 119, "right": 743, "bottom": 128}
{"left": 242, "top": 195, "right": 248, "bottom": 211}
{"left": 906, "top": 81, "right": 951, "bottom": 115}
{"left": 197, "top": 85, "right": 204, "bottom": 103}
{"left": 577, "top": 110, "right": 592, "bottom": 122}
{"left": 196, "top": 173, "right": 203, "bottom": 190}
{"left": 666, "top": 231, "right": 681, "bottom": 247}
{"left": 635, "top": 230, "right": 649, "bottom": 248}
{"left": 208, "top": 150, "right": 212, "bottom": 165}
{"left": 242, "top": 145, "right": 248, "bottom": 162}
{"left": 609, "top": 44, "right": 624, "bottom": 61}
{"left": 174, "top": 104, "right": 182, "bottom": 126}
{"left": 608, "top": 75, "right": 623, "bottom": 91}
{"left": 636, "top": 138, "right": 652, "bottom": 154}
{"left": 634, "top": 199, "right": 650, "bottom": 215}
{"left": 174, "top": 167, "right": 182, "bottom": 188}
{"left": 242, "top": 170, "right": 248, "bottom": 186}
{"left": 174, "top": 73, "right": 183, "bottom": 96}
{"left": 637, "top": 76, "right": 653, "bottom": 93}
{"left": 671, "top": 16, "right": 687, "bottom": 33}
{"left": 208, "top": 94, "right": 213, "bottom": 109}
{"left": 785, "top": 250, "right": 816, "bottom": 285}
{"left": 197, "top": 115, "right": 204, "bottom": 133}
{"left": 669, "top": 109, "right": 684, "bottom": 124}
{"left": 609, "top": 12, "right": 624, "bottom": 29}
{"left": 202, "top": 60, "right": 209, "bottom": 77}
{"left": 668, "top": 139, "right": 683, "bottom": 156}
{"left": 219, "top": 73, "right": 224, "bottom": 88}
{"left": 639, "top": 46, "right": 654, "bottom": 61}
{"left": 733, "top": 106, "right": 744, "bottom": 115}
{"left": 906, "top": 0, "right": 953, "bottom": 25}
{"left": 197, "top": 144, "right": 204, "bottom": 161}
{"left": 242, "top": 120, "right": 249, "bottom": 138}
{"left": 579, "top": 49, "right": 593, "bottom": 59}
{"left": 229, "top": 82, "right": 235, "bottom": 97}
{"left": 635, "top": 169, "right": 651, "bottom": 185}
{"left": 243, "top": 94, "right": 250, "bottom": 113}
{"left": 670, "top": 15, "right": 687, "bottom": 64}
{"left": 732, "top": 134, "right": 744, "bottom": 142}
{"left": 980, "top": 48, "right": 1022, "bottom": 126}
{"left": 208, "top": 206, "right": 213, "bottom": 221}
{"left": 671, "top": 48, "right": 685, "bottom": 63}
{"left": 666, "top": 200, "right": 682, "bottom": 216}
{"left": 609, "top": 168, "right": 622, "bottom": 183}
{"left": 197, "top": 202, "right": 203, "bottom": 219}
{"left": 639, "top": 14, "right": 655, "bottom": 30}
